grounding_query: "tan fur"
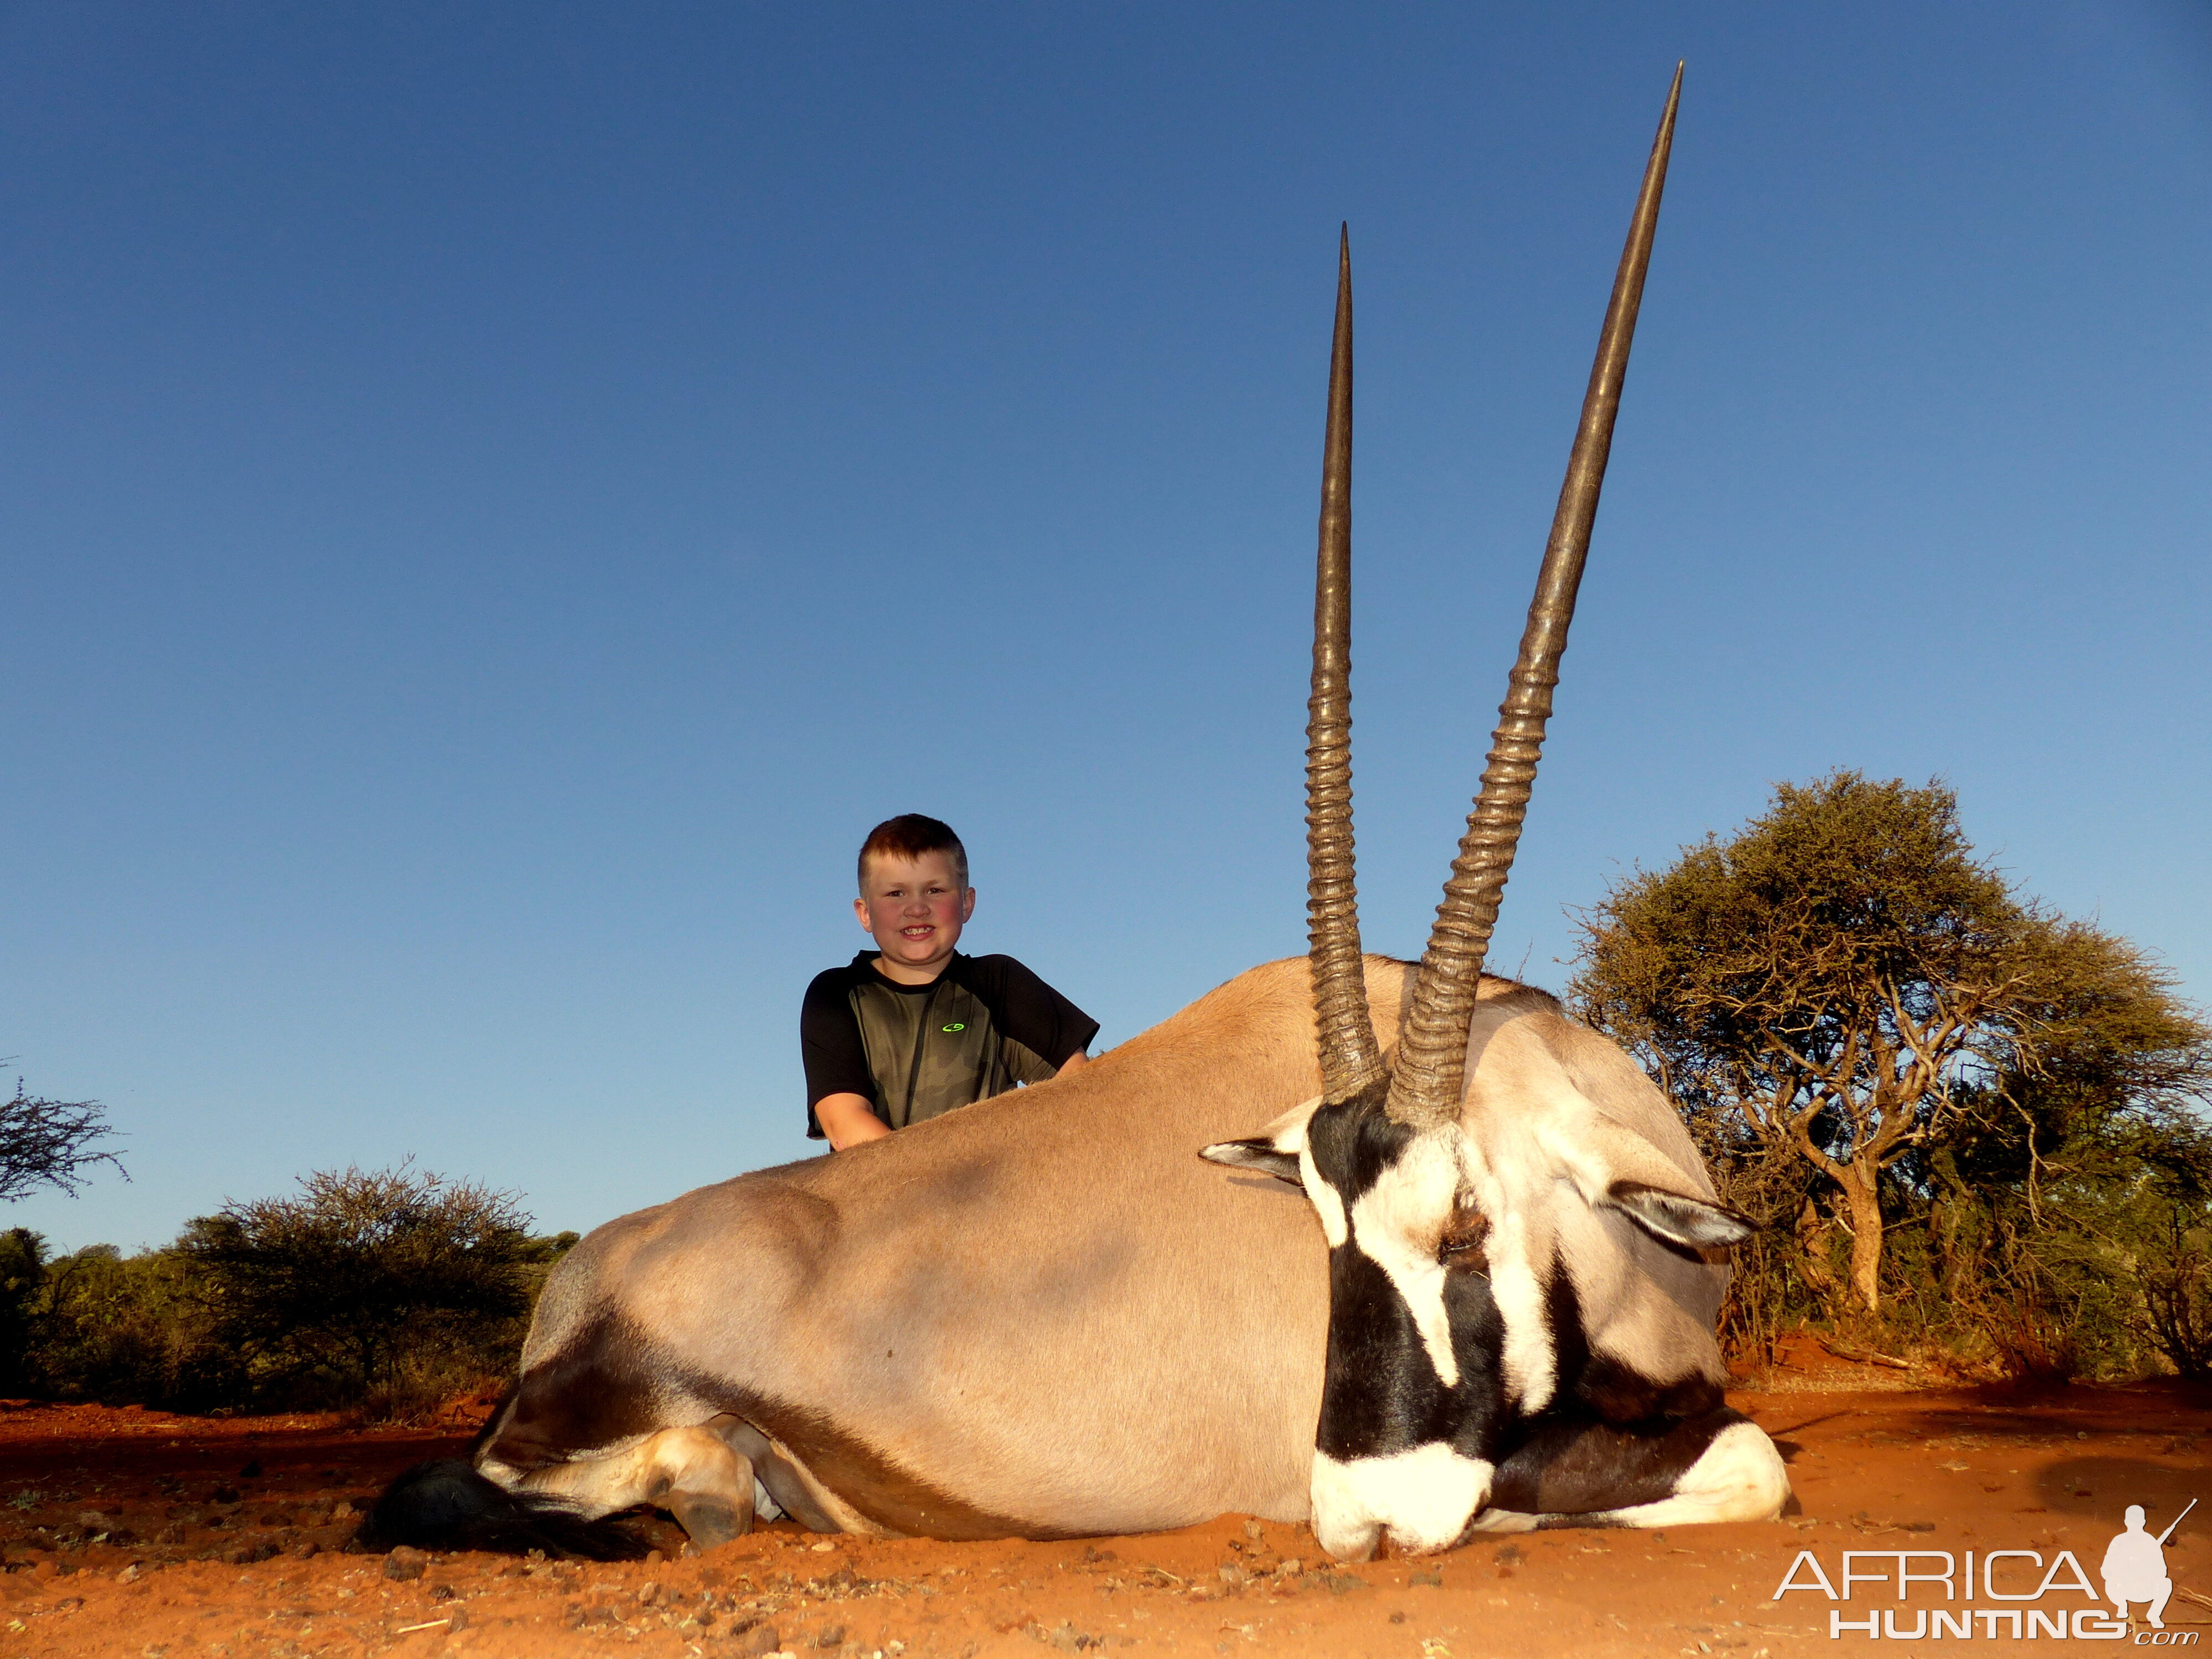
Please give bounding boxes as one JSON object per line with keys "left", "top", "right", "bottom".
{"left": 510, "top": 956, "right": 1413, "bottom": 1536}
{"left": 503, "top": 956, "right": 1746, "bottom": 1539}
{"left": 1458, "top": 998, "right": 1731, "bottom": 1394}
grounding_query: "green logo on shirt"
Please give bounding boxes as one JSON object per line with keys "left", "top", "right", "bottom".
{"left": 942, "top": 1022, "right": 967, "bottom": 1032}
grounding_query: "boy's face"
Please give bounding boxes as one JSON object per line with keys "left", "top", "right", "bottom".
{"left": 855, "top": 849, "right": 975, "bottom": 983}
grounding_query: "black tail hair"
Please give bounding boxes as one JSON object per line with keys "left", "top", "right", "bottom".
{"left": 354, "top": 1459, "right": 649, "bottom": 1561}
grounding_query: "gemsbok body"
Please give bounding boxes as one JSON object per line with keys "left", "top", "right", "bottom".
{"left": 364, "top": 65, "right": 1789, "bottom": 1564}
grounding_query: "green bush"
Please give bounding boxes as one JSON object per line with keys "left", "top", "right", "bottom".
{"left": 2136, "top": 1207, "right": 2212, "bottom": 1380}
{"left": 0, "top": 1228, "right": 47, "bottom": 1395}
{"left": 4, "top": 1166, "right": 576, "bottom": 1420}
{"left": 28, "top": 1241, "right": 241, "bottom": 1410}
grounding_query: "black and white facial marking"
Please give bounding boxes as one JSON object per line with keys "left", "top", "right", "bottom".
{"left": 1203, "top": 1092, "right": 1761, "bottom": 1561}
{"left": 1305, "top": 1094, "right": 1511, "bottom": 1559}
{"left": 1209, "top": 1090, "right": 1502, "bottom": 1558}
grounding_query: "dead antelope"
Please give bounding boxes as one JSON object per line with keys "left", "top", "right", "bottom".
{"left": 1201, "top": 62, "right": 1785, "bottom": 1559}
{"left": 363, "top": 64, "right": 1786, "bottom": 1563}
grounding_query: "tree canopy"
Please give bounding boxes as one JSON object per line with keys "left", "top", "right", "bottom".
{"left": 178, "top": 1162, "right": 539, "bottom": 1403}
{"left": 1571, "top": 771, "right": 2212, "bottom": 1363}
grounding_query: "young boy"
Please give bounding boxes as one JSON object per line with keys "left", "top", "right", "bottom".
{"left": 801, "top": 814, "right": 1098, "bottom": 1150}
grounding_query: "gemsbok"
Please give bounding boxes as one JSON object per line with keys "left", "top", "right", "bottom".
{"left": 366, "top": 64, "right": 1788, "bottom": 1563}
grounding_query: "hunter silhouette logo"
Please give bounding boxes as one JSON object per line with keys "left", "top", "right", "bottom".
{"left": 2106, "top": 1501, "right": 2193, "bottom": 1631}
{"left": 1775, "top": 1498, "right": 2198, "bottom": 1642}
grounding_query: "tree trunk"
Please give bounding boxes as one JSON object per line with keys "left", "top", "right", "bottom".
{"left": 1837, "top": 1162, "right": 1885, "bottom": 1313}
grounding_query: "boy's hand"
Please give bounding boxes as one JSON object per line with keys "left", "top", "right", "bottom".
{"left": 816, "top": 1092, "right": 893, "bottom": 1151}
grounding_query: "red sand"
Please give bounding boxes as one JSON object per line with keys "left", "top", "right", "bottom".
{"left": 2, "top": 1364, "right": 2205, "bottom": 1658}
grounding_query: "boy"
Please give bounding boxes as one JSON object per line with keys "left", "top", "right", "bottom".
{"left": 802, "top": 814, "right": 1098, "bottom": 1150}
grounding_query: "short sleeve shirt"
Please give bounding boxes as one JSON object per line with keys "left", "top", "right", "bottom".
{"left": 801, "top": 952, "right": 1100, "bottom": 1139}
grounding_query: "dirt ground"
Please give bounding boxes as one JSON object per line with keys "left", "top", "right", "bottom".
{"left": 2, "top": 1356, "right": 2206, "bottom": 1659}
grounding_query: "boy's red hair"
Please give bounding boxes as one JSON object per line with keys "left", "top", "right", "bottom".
{"left": 857, "top": 815, "right": 969, "bottom": 893}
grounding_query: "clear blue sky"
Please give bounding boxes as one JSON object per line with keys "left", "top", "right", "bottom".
{"left": 7, "top": 2, "right": 2208, "bottom": 1252}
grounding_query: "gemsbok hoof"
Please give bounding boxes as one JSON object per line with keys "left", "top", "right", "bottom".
{"left": 667, "top": 1490, "right": 750, "bottom": 1550}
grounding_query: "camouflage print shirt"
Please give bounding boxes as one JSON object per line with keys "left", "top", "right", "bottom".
{"left": 800, "top": 951, "right": 1099, "bottom": 1139}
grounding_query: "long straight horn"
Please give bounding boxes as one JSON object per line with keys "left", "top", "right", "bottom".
{"left": 1307, "top": 225, "right": 1386, "bottom": 1103}
{"left": 1386, "top": 65, "right": 1683, "bottom": 1128}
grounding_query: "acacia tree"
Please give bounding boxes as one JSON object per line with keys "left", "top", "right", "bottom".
{"left": 179, "top": 1163, "right": 534, "bottom": 1402}
{"left": 1569, "top": 772, "right": 2207, "bottom": 1317}
{"left": 0, "top": 1075, "right": 125, "bottom": 1203}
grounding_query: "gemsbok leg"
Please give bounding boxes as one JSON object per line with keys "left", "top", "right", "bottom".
{"left": 501, "top": 1424, "right": 762, "bottom": 1548}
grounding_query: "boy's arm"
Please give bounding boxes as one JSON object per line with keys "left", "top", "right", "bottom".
{"left": 802, "top": 968, "right": 891, "bottom": 1147}
{"left": 969, "top": 956, "right": 1099, "bottom": 1083}
{"left": 815, "top": 1091, "right": 893, "bottom": 1150}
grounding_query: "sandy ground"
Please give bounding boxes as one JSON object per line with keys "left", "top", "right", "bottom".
{"left": 2, "top": 1359, "right": 2206, "bottom": 1658}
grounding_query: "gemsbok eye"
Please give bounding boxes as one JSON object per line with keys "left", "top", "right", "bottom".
{"left": 1438, "top": 1209, "right": 1490, "bottom": 1267}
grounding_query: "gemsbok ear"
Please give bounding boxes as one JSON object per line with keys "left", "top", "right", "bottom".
{"left": 1199, "top": 1140, "right": 1303, "bottom": 1187}
{"left": 1536, "top": 1116, "right": 1749, "bottom": 1247}
{"left": 1600, "top": 1181, "right": 1755, "bottom": 1249}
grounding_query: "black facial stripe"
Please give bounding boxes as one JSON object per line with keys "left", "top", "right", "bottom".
{"left": 1544, "top": 1250, "right": 1593, "bottom": 1412}
{"left": 1310, "top": 1088, "right": 1511, "bottom": 1465}
{"left": 1491, "top": 1405, "right": 1750, "bottom": 1516}
{"left": 1314, "top": 1225, "right": 1512, "bottom": 1462}
{"left": 1302, "top": 1087, "right": 1412, "bottom": 1206}
{"left": 1440, "top": 1254, "right": 1509, "bottom": 1460}
{"left": 1316, "top": 1237, "right": 1501, "bottom": 1459}
{"left": 1538, "top": 1252, "right": 1725, "bottom": 1427}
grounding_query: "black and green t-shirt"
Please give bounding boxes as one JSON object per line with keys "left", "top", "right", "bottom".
{"left": 800, "top": 952, "right": 1100, "bottom": 1139}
